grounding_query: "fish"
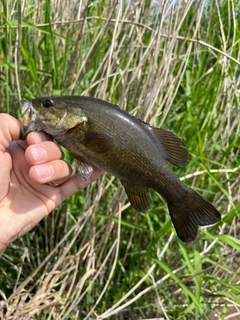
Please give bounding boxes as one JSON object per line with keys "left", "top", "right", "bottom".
{"left": 20, "top": 96, "right": 221, "bottom": 242}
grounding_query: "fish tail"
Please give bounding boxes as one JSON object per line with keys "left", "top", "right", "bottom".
{"left": 167, "top": 186, "right": 221, "bottom": 242}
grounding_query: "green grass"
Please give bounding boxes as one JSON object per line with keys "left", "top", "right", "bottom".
{"left": 0, "top": 0, "right": 240, "bottom": 319}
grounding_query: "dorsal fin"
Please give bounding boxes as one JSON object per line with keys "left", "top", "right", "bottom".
{"left": 149, "top": 127, "right": 190, "bottom": 167}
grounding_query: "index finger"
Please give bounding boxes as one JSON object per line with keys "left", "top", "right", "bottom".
{"left": 26, "top": 131, "right": 53, "bottom": 145}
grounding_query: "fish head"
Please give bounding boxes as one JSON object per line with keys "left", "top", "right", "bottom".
{"left": 20, "top": 97, "right": 88, "bottom": 139}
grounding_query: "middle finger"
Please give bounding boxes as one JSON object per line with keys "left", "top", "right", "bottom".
{"left": 25, "top": 141, "right": 64, "bottom": 165}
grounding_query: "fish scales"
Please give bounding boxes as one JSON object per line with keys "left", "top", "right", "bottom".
{"left": 20, "top": 96, "right": 221, "bottom": 242}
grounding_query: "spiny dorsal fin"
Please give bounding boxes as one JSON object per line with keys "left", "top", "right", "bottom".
{"left": 149, "top": 127, "right": 190, "bottom": 167}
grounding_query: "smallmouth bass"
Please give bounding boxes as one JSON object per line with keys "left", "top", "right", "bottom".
{"left": 20, "top": 96, "right": 221, "bottom": 242}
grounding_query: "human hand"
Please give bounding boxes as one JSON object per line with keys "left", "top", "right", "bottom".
{"left": 0, "top": 114, "right": 102, "bottom": 252}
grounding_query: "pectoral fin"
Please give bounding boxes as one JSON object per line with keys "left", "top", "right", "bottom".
{"left": 149, "top": 127, "right": 189, "bottom": 167}
{"left": 122, "top": 181, "right": 152, "bottom": 212}
{"left": 84, "top": 130, "right": 114, "bottom": 153}
{"left": 74, "top": 156, "right": 93, "bottom": 180}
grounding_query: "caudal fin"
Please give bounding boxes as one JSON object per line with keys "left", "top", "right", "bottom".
{"left": 168, "top": 186, "right": 221, "bottom": 242}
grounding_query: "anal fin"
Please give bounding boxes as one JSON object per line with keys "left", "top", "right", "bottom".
{"left": 121, "top": 181, "right": 152, "bottom": 212}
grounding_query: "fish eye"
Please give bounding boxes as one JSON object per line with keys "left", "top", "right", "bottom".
{"left": 42, "top": 99, "right": 53, "bottom": 108}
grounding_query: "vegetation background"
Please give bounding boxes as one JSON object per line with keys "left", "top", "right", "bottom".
{"left": 0, "top": 0, "right": 239, "bottom": 319}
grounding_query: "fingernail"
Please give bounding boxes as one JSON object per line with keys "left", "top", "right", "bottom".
{"left": 35, "top": 165, "right": 53, "bottom": 179}
{"left": 31, "top": 146, "right": 47, "bottom": 161}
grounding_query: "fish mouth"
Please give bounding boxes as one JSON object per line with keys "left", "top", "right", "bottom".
{"left": 20, "top": 100, "right": 36, "bottom": 122}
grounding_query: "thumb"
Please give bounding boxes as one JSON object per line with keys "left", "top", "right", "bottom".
{"left": 0, "top": 114, "right": 21, "bottom": 201}
{"left": 0, "top": 114, "right": 21, "bottom": 151}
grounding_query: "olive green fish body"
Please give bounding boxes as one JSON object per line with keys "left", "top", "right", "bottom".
{"left": 20, "top": 96, "right": 221, "bottom": 242}
{"left": 54, "top": 99, "right": 180, "bottom": 189}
